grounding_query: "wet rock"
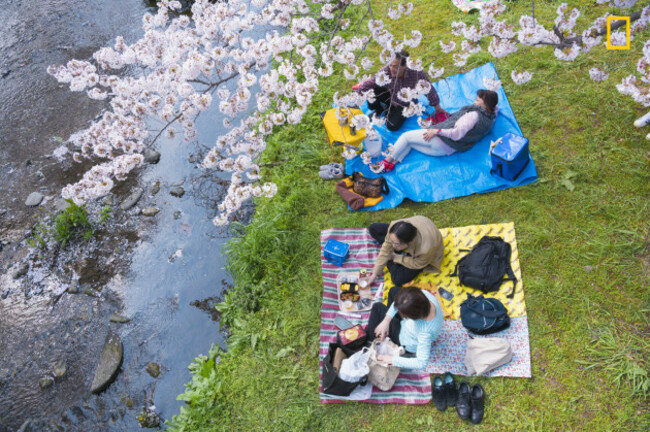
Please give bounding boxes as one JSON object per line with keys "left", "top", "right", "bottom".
{"left": 141, "top": 207, "right": 160, "bottom": 217}
{"left": 39, "top": 377, "right": 54, "bottom": 390}
{"left": 91, "top": 332, "right": 123, "bottom": 394}
{"left": 53, "top": 361, "right": 67, "bottom": 379}
{"left": 54, "top": 198, "right": 72, "bottom": 212}
{"left": 143, "top": 149, "right": 160, "bottom": 164}
{"left": 25, "top": 192, "right": 44, "bottom": 207}
{"left": 109, "top": 313, "right": 131, "bottom": 323}
{"left": 67, "top": 279, "right": 79, "bottom": 294}
{"left": 170, "top": 186, "right": 185, "bottom": 198}
{"left": 13, "top": 263, "right": 29, "bottom": 279}
{"left": 173, "top": 211, "right": 182, "bottom": 220}
{"left": 120, "top": 188, "right": 144, "bottom": 210}
{"left": 145, "top": 362, "right": 160, "bottom": 378}
{"left": 150, "top": 181, "right": 160, "bottom": 196}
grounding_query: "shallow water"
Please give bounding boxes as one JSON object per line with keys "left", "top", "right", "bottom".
{"left": 0, "top": 1, "right": 241, "bottom": 430}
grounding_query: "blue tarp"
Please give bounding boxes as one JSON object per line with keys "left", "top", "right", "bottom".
{"left": 344, "top": 62, "right": 538, "bottom": 211}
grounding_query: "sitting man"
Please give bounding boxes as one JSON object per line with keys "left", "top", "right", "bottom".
{"left": 356, "top": 50, "right": 446, "bottom": 131}
{"left": 365, "top": 215, "right": 444, "bottom": 287}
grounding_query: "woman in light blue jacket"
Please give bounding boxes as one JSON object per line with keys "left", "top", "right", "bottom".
{"left": 366, "top": 286, "right": 443, "bottom": 370}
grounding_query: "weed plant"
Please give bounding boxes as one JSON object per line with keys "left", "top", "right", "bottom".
{"left": 169, "top": 1, "right": 649, "bottom": 431}
{"left": 27, "top": 200, "right": 111, "bottom": 249}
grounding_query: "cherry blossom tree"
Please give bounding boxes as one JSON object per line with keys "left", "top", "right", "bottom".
{"left": 48, "top": 0, "right": 650, "bottom": 226}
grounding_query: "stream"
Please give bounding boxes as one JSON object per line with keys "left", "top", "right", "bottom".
{"left": 0, "top": 0, "right": 243, "bottom": 430}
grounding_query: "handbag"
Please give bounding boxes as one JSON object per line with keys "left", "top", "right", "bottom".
{"left": 322, "top": 343, "right": 368, "bottom": 396}
{"left": 366, "top": 338, "right": 404, "bottom": 391}
{"left": 464, "top": 336, "right": 513, "bottom": 375}
{"left": 351, "top": 172, "right": 389, "bottom": 198}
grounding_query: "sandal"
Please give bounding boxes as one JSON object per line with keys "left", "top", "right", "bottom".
{"left": 369, "top": 159, "right": 395, "bottom": 174}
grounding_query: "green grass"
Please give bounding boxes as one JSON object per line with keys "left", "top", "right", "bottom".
{"left": 168, "top": 1, "right": 649, "bottom": 431}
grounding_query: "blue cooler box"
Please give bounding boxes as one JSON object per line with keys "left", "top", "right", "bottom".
{"left": 490, "top": 133, "right": 530, "bottom": 181}
{"left": 324, "top": 239, "right": 349, "bottom": 267}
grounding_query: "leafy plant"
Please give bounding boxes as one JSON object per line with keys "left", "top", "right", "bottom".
{"left": 26, "top": 200, "right": 110, "bottom": 250}
{"left": 97, "top": 205, "right": 112, "bottom": 224}
{"left": 52, "top": 199, "right": 94, "bottom": 248}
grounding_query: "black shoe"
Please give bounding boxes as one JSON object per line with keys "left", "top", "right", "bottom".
{"left": 432, "top": 376, "right": 447, "bottom": 411}
{"left": 470, "top": 384, "right": 485, "bottom": 425}
{"left": 456, "top": 381, "right": 471, "bottom": 420}
{"left": 443, "top": 372, "right": 457, "bottom": 407}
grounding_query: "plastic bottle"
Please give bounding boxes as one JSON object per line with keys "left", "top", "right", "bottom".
{"left": 633, "top": 111, "right": 650, "bottom": 128}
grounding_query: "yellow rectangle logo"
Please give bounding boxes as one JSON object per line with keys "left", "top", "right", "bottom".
{"left": 607, "top": 16, "right": 631, "bottom": 50}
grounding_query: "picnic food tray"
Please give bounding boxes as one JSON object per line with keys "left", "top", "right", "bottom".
{"left": 336, "top": 272, "right": 374, "bottom": 312}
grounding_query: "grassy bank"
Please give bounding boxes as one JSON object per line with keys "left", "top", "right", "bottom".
{"left": 169, "top": 1, "right": 649, "bottom": 430}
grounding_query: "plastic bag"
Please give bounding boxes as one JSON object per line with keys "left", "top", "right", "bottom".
{"left": 367, "top": 338, "right": 404, "bottom": 391}
{"left": 339, "top": 348, "right": 370, "bottom": 383}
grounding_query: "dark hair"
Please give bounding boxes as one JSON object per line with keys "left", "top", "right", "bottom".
{"left": 395, "top": 50, "right": 409, "bottom": 66}
{"left": 389, "top": 221, "right": 417, "bottom": 243}
{"left": 394, "top": 286, "right": 431, "bottom": 320}
{"left": 477, "top": 89, "right": 498, "bottom": 113}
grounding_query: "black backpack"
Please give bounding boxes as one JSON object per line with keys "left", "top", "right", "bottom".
{"left": 451, "top": 236, "right": 517, "bottom": 298}
{"left": 460, "top": 294, "right": 510, "bottom": 335}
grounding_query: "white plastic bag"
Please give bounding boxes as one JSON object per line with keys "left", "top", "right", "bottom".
{"left": 339, "top": 348, "right": 370, "bottom": 383}
{"left": 364, "top": 131, "right": 383, "bottom": 158}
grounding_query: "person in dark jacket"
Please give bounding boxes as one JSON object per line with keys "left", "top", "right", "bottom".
{"left": 356, "top": 50, "right": 446, "bottom": 132}
{"left": 370, "top": 89, "right": 498, "bottom": 173}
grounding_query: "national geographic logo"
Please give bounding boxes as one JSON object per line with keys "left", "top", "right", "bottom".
{"left": 606, "top": 16, "right": 631, "bottom": 50}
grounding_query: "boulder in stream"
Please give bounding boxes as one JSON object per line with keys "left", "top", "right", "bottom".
{"left": 90, "top": 332, "right": 123, "bottom": 394}
{"left": 109, "top": 313, "right": 131, "bottom": 323}
{"left": 141, "top": 207, "right": 160, "bottom": 217}
{"left": 143, "top": 148, "right": 160, "bottom": 164}
{"left": 12, "top": 262, "right": 29, "bottom": 279}
{"left": 145, "top": 362, "right": 160, "bottom": 378}
{"left": 169, "top": 186, "right": 185, "bottom": 198}
{"left": 25, "top": 192, "right": 44, "bottom": 207}
{"left": 38, "top": 377, "right": 54, "bottom": 390}
{"left": 53, "top": 361, "right": 67, "bottom": 380}
{"left": 120, "top": 188, "right": 144, "bottom": 210}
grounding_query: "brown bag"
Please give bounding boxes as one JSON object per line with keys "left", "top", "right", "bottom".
{"left": 351, "top": 172, "right": 390, "bottom": 198}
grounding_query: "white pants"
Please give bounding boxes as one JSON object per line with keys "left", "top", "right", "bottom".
{"left": 390, "top": 130, "right": 455, "bottom": 162}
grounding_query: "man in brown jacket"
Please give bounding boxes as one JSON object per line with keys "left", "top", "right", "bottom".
{"left": 365, "top": 216, "right": 444, "bottom": 287}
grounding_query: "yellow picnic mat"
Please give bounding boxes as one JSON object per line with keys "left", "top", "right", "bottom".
{"left": 382, "top": 222, "right": 526, "bottom": 320}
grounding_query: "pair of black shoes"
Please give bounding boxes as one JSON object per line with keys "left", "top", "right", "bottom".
{"left": 432, "top": 373, "right": 485, "bottom": 425}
